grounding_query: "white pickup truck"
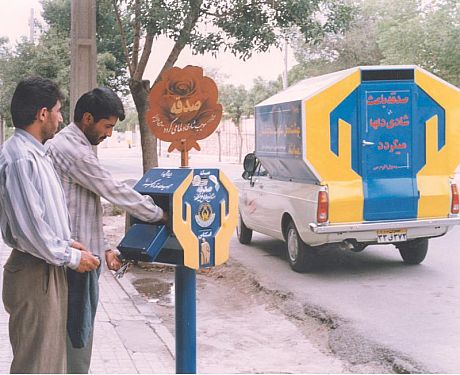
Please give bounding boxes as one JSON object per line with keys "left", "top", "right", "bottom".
{"left": 236, "top": 66, "right": 460, "bottom": 272}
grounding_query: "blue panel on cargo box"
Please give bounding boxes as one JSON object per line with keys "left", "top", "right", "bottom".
{"left": 359, "top": 81, "right": 418, "bottom": 220}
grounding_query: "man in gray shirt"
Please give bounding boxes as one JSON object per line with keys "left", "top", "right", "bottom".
{"left": 0, "top": 77, "right": 100, "bottom": 373}
{"left": 47, "top": 87, "right": 166, "bottom": 373}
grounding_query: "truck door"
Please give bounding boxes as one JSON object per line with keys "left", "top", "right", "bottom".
{"left": 359, "top": 82, "right": 418, "bottom": 221}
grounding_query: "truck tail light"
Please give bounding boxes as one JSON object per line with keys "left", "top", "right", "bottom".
{"left": 451, "top": 183, "right": 459, "bottom": 214}
{"left": 317, "top": 190, "right": 329, "bottom": 223}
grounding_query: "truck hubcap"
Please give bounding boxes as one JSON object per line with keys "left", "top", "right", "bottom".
{"left": 237, "top": 214, "right": 242, "bottom": 236}
{"left": 287, "top": 229, "right": 298, "bottom": 262}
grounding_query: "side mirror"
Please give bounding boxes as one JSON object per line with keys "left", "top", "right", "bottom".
{"left": 243, "top": 153, "right": 258, "bottom": 175}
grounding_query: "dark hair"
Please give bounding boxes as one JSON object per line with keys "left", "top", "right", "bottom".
{"left": 74, "top": 87, "right": 125, "bottom": 123}
{"left": 10, "top": 76, "right": 64, "bottom": 129}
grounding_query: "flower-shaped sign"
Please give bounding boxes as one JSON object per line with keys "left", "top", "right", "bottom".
{"left": 146, "top": 65, "right": 223, "bottom": 152}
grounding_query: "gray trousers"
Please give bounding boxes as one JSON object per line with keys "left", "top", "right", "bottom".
{"left": 2, "top": 249, "right": 68, "bottom": 373}
{"left": 67, "top": 330, "right": 94, "bottom": 374}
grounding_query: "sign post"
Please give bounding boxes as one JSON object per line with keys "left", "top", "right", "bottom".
{"left": 118, "top": 65, "right": 237, "bottom": 372}
{"left": 177, "top": 137, "right": 195, "bottom": 374}
{"left": 175, "top": 265, "right": 196, "bottom": 373}
{"left": 144, "top": 65, "right": 232, "bottom": 373}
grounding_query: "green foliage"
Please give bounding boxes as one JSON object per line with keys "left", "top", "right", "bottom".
{"left": 287, "top": 59, "right": 339, "bottom": 85}
{"left": 109, "top": 0, "right": 354, "bottom": 170}
{"left": 0, "top": 31, "right": 117, "bottom": 124}
{"left": 290, "top": 0, "right": 460, "bottom": 87}
{"left": 290, "top": 0, "right": 386, "bottom": 79}
{"left": 0, "top": 37, "right": 12, "bottom": 124}
{"left": 0, "top": 31, "right": 70, "bottom": 125}
{"left": 112, "top": 0, "right": 354, "bottom": 77}
{"left": 116, "top": 110, "right": 139, "bottom": 132}
{"left": 377, "top": 0, "right": 460, "bottom": 86}
{"left": 246, "top": 77, "right": 282, "bottom": 111}
{"left": 41, "top": 0, "right": 129, "bottom": 92}
{"left": 95, "top": 0, "right": 130, "bottom": 92}
{"left": 219, "top": 84, "right": 251, "bottom": 126}
{"left": 0, "top": 0, "right": 129, "bottom": 126}
{"left": 41, "top": 0, "right": 70, "bottom": 35}
{"left": 218, "top": 76, "right": 284, "bottom": 121}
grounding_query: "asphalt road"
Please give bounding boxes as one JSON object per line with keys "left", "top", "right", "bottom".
{"left": 100, "top": 146, "right": 460, "bottom": 373}
{"left": 230, "top": 230, "right": 460, "bottom": 373}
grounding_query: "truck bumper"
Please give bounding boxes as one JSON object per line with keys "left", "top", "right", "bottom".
{"left": 309, "top": 217, "right": 460, "bottom": 234}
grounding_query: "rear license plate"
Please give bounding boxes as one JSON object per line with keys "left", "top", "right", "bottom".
{"left": 377, "top": 229, "right": 407, "bottom": 243}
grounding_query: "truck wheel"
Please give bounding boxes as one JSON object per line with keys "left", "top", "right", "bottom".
{"left": 237, "top": 212, "right": 252, "bottom": 244}
{"left": 396, "top": 238, "right": 429, "bottom": 265}
{"left": 286, "top": 221, "right": 315, "bottom": 272}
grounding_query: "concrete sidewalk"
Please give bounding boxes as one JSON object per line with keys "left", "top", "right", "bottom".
{"left": 0, "top": 241, "right": 175, "bottom": 374}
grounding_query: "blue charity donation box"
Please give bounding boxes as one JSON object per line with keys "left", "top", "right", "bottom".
{"left": 117, "top": 168, "right": 237, "bottom": 269}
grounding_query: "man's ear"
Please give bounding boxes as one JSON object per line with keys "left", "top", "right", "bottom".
{"left": 37, "top": 107, "right": 48, "bottom": 122}
{"left": 82, "top": 112, "right": 93, "bottom": 125}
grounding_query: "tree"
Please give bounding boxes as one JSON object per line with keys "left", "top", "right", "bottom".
{"left": 0, "top": 30, "right": 117, "bottom": 125}
{"left": 116, "top": 109, "right": 139, "bottom": 132}
{"left": 290, "top": 0, "right": 384, "bottom": 81}
{"left": 0, "top": 32, "right": 72, "bottom": 124}
{"left": 247, "top": 77, "right": 283, "bottom": 114}
{"left": 0, "top": 0, "right": 128, "bottom": 128}
{"left": 109, "top": 0, "right": 354, "bottom": 171}
{"left": 289, "top": 0, "right": 460, "bottom": 87}
{"left": 219, "top": 84, "right": 251, "bottom": 163}
{"left": 377, "top": 0, "right": 460, "bottom": 86}
{"left": 41, "top": 0, "right": 129, "bottom": 93}
{"left": 0, "top": 37, "right": 11, "bottom": 134}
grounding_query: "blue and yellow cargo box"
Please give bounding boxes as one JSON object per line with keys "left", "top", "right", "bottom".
{"left": 255, "top": 66, "right": 460, "bottom": 224}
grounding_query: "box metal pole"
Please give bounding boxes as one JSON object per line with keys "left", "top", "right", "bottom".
{"left": 175, "top": 266, "right": 196, "bottom": 373}
{"left": 175, "top": 143, "right": 196, "bottom": 373}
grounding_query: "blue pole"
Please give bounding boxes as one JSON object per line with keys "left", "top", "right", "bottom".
{"left": 175, "top": 265, "right": 196, "bottom": 373}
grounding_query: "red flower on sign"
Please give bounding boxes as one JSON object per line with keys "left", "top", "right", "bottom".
{"left": 146, "top": 65, "right": 223, "bottom": 152}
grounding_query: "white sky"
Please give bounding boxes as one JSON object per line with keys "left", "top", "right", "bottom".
{"left": 0, "top": 0, "right": 296, "bottom": 87}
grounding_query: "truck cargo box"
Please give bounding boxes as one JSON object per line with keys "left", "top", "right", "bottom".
{"left": 254, "top": 65, "right": 460, "bottom": 224}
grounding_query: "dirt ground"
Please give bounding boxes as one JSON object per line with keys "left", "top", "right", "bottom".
{"left": 103, "top": 211, "right": 395, "bottom": 374}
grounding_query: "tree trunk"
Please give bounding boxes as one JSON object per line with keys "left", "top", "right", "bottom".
{"left": 237, "top": 122, "right": 243, "bottom": 164}
{"left": 129, "top": 78, "right": 158, "bottom": 172}
{"left": 217, "top": 128, "right": 222, "bottom": 162}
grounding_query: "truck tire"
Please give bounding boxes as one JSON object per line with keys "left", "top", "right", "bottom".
{"left": 237, "top": 212, "right": 252, "bottom": 244}
{"left": 397, "top": 238, "right": 429, "bottom": 265}
{"left": 286, "top": 221, "right": 315, "bottom": 272}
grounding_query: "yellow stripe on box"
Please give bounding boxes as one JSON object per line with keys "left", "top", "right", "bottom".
{"left": 305, "top": 69, "right": 363, "bottom": 223}
{"left": 415, "top": 68, "right": 460, "bottom": 218}
{"left": 172, "top": 171, "right": 199, "bottom": 269}
{"left": 214, "top": 170, "right": 238, "bottom": 266}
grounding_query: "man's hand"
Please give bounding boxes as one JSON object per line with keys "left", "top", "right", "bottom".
{"left": 72, "top": 240, "right": 89, "bottom": 252}
{"left": 75, "top": 251, "right": 100, "bottom": 273}
{"left": 105, "top": 250, "right": 122, "bottom": 271}
{"left": 160, "top": 210, "right": 168, "bottom": 224}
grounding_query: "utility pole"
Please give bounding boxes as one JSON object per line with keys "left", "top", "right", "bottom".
{"left": 282, "top": 37, "right": 289, "bottom": 90}
{"left": 28, "top": 8, "right": 35, "bottom": 43}
{"left": 70, "top": 0, "right": 97, "bottom": 117}
{"left": 0, "top": 116, "right": 4, "bottom": 146}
